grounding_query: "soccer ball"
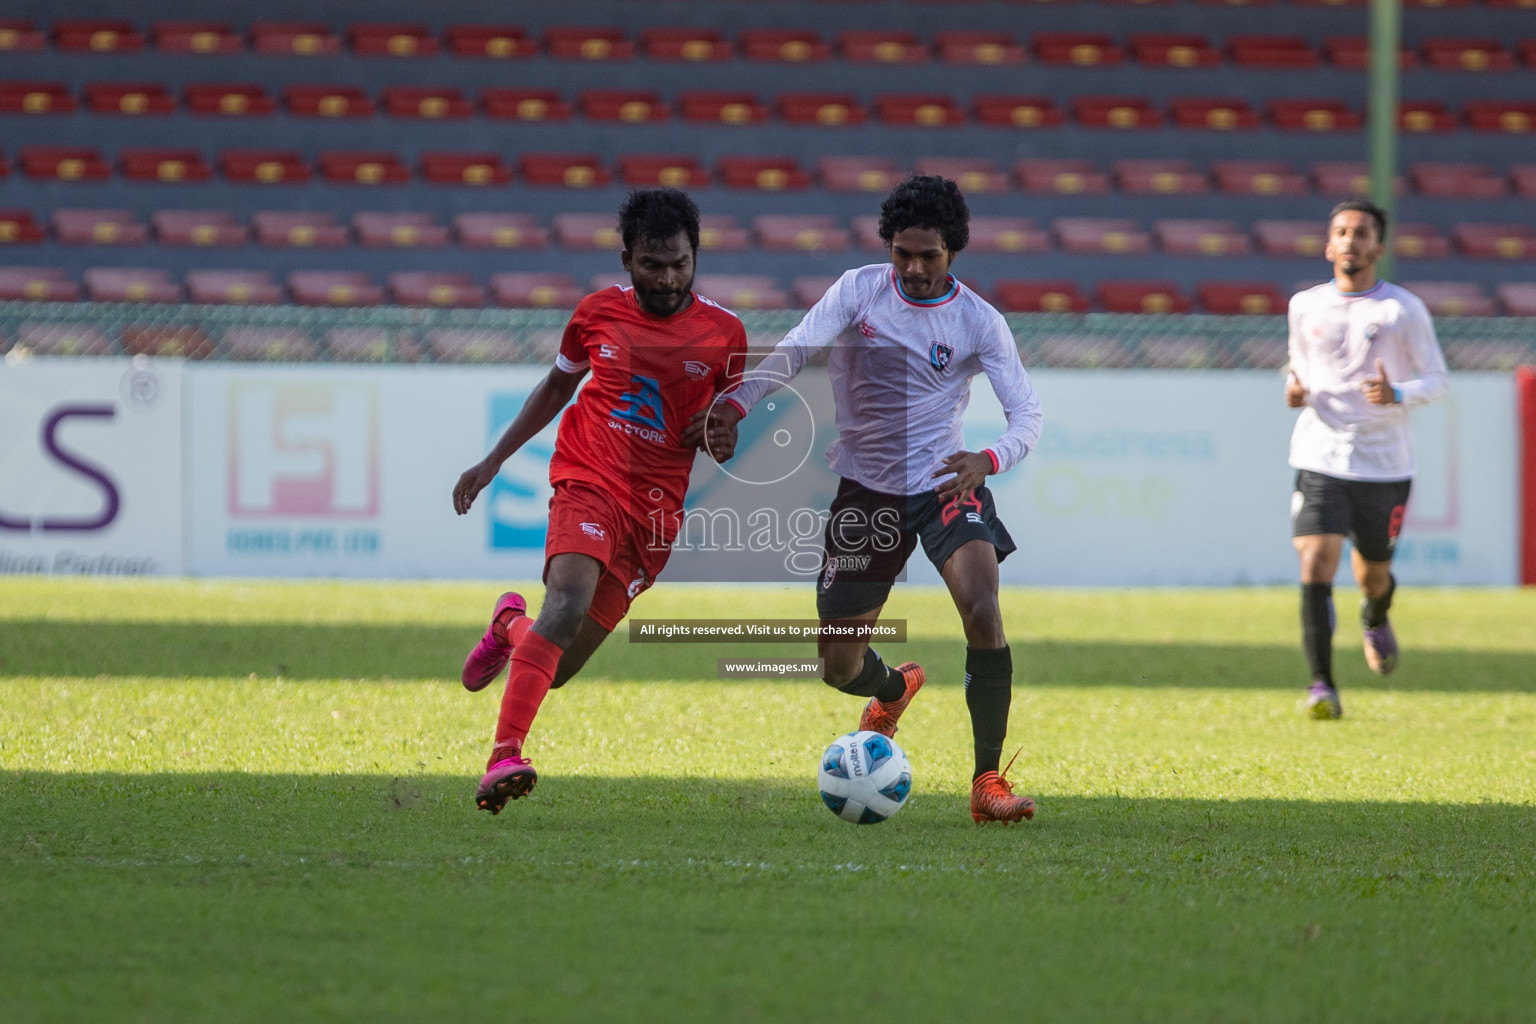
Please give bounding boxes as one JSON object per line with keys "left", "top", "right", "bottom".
{"left": 817, "top": 730, "right": 912, "bottom": 825}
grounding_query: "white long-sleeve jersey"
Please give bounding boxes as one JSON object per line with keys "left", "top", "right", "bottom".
{"left": 724, "top": 264, "right": 1042, "bottom": 496}
{"left": 1287, "top": 280, "right": 1449, "bottom": 481}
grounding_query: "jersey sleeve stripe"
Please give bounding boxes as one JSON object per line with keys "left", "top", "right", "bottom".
{"left": 555, "top": 353, "right": 589, "bottom": 373}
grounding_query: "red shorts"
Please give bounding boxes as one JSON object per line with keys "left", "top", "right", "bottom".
{"left": 544, "top": 481, "right": 673, "bottom": 632}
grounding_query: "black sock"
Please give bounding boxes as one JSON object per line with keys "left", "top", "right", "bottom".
{"left": 1301, "top": 583, "right": 1335, "bottom": 685}
{"left": 1362, "top": 574, "right": 1396, "bottom": 628}
{"left": 833, "top": 648, "right": 905, "bottom": 702}
{"left": 965, "top": 645, "right": 1012, "bottom": 780}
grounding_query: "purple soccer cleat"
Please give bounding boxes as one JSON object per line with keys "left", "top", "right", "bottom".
{"left": 461, "top": 591, "right": 527, "bottom": 692}
{"left": 476, "top": 754, "right": 537, "bottom": 814}
{"left": 1305, "top": 681, "right": 1343, "bottom": 720}
{"left": 1362, "top": 616, "right": 1399, "bottom": 676}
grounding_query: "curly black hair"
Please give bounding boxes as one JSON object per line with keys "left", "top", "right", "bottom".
{"left": 877, "top": 175, "right": 969, "bottom": 254}
{"left": 617, "top": 187, "right": 701, "bottom": 251}
{"left": 1329, "top": 198, "right": 1389, "bottom": 242}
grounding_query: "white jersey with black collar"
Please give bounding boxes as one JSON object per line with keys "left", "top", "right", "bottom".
{"left": 724, "top": 264, "right": 1043, "bottom": 497}
{"left": 1286, "top": 280, "right": 1449, "bottom": 482}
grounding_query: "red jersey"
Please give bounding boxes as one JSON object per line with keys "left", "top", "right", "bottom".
{"left": 550, "top": 285, "right": 747, "bottom": 525}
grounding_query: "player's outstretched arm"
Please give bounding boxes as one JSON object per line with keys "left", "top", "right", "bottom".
{"left": 453, "top": 365, "right": 586, "bottom": 515}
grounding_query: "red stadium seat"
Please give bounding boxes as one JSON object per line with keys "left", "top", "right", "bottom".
{"left": 1017, "top": 159, "right": 1110, "bottom": 195}
{"left": 967, "top": 217, "right": 1050, "bottom": 254}
{"left": 21, "top": 147, "right": 111, "bottom": 181}
{"left": 718, "top": 157, "right": 811, "bottom": 191}
{"left": 1496, "top": 283, "right": 1536, "bottom": 316}
{"left": 1522, "top": 39, "right": 1536, "bottom": 69}
{"left": 0, "top": 266, "right": 79, "bottom": 302}
{"left": 119, "top": 148, "right": 211, "bottom": 183}
{"left": 935, "top": 31, "right": 1026, "bottom": 65}
{"left": 1392, "top": 224, "right": 1452, "bottom": 260}
{"left": 427, "top": 329, "right": 523, "bottom": 363}
{"left": 694, "top": 275, "right": 792, "bottom": 310}
{"left": 84, "top": 82, "right": 176, "bottom": 116}
{"left": 1197, "top": 281, "right": 1286, "bottom": 315}
{"left": 253, "top": 211, "right": 349, "bottom": 248}
{"left": 490, "top": 273, "right": 583, "bottom": 308}
{"left": 1410, "top": 162, "right": 1508, "bottom": 199}
{"left": 390, "top": 272, "right": 485, "bottom": 308}
{"left": 973, "top": 94, "right": 1063, "bottom": 128}
{"left": 53, "top": 20, "right": 144, "bottom": 53}
{"left": 818, "top": 156, "right": 904, "bottom": 192}
{"left": 0, "top": 81, "right": 75, "bottom": 114}
{"left": 0, "top": 150, "right": 9, "bottom": 178}
{"left": 777, "top": 93, "right": 867, "bottom": 126}
{"left": 220, "top": 327, "right": 319, "bottom": 360}
{"left": 355, "top": 212, "right": 449, "bottom": 248}
{"left": 119, "top": 323, "right": 214, "bottom": 358}
{"left": 348, "top": 23, "right": 438, "bottom": 58}
{"left": 1401, "top": 281, "right": 1496, "bottom": 316}
{"left": 850, "top": 216, "right": 885, "bottom": 252}
{"left": 1324, "top": 36, "right": 1416, "bottom": 69}
{"left": 1168, "top": 97, "right": 1261, "bottom": 131}
{"left": 1464, "top": 101, "right": 1536, "bottom": 134}
{"left": 482, "top": 88, "right": 572, "bottom": 122}
{"left": 1155, "top": 219, "right": 1252, "bottom": 256}
{"left": 740, "top": 30, "right": 829, "bottom": 63}
{"left": 1254, "top": 221, "right": 1327, "bottom": 258}
{"left": 1452, "top": 223, "right": 1536, "bottom": 260}
{"left": 581, "top": 89, "right": 669, "bottom": 122}
{"left": 1072, "top": 96, "right": 1161, "bottom": 129}
{"left": 1129, "top": 33, "right": 1220, "bottom": 67}
{"left": 221, "top": 149, "right": 310, "bottom": 185}
{"left": 154, "top": 21, "right": 240, "bottom": 54}
{"left": 839, "top": 31, "right": 928, "bottom": 63}
{"left": 383, "top": 87, "right": 472, "bottom": 119}
{"left": 1056, "top": 218, "right": 1153, "bottom": 255}
{"left": 519, "top": 154, "right": 611, "bottom": 188}
{"left": 1227, "top": 35, "right": 1318, "bottom": 68}
{"left": 251, "top": 22, "right": 340, "bottom": 56}
{"left": 1511, "top": 164, "right": 1536, "bottom": 199}
{"left": 420, "top": 152, "right": 511, "bottom": 186}
{"left": 1269, "top": 99, "right": 1361, "bottom": 132}
{"left": 84, "top": 267, "right": 180, "bottom": 303}
{"left": 1310, "top": 161, "right": 1406, "bottom": 197}
{"left": 699, "top": 215, "right": 751, "bottom": 252}
{"left": 1034, "top": 33, "right": 1124, "bottom": 66}
{"left": 0, "top": 210, "right": 45, "bottom": 244}
{"left": 552, "top": 213, "right": 622, "bottom": 250}
{"left": 454, "top": 213, "right": 550, "bottom": 250}
{"left": 1399, "top": 101, "right": 1457, "bottom": 134}
{"left": 0, "top": 21, "right": 46, "bottom": 52}
{"left": 993, "top": 280, "right": 1090, "bottom": 313}
{"left": 643, "top": 28, "right": 732, "bottom": 61}
{"left": 318, "top": 151, "right": 411, "bottom": 186}
{"left": 544, "top": 27, "right": 634, "bottom": 61}
{"left": 288, "top": 271, "right": 382, "bottom": 306}
{"left": 285, "top": 85, "right": 374, "bottom": 118}
{"left": 1421, "top": 38, "right": 1513, "bottom": 71}
{"left": 186, "top": 83, "right": 274, "bottom": 117}
{"left": 153, "top": 209, "right": 246, "bottom": 246}
{"left": 1096, "top": 280, "right": 1191, "bottom": 314}
{"left": 753, "top": 215, "right": 851, "bottom": 252}
{"left": 446, "top": 25, "right": 535, "bottom": 59}
{"left": 186, "top": 270, "right": 284, "bottom": 306}
{"left": 913, "top": 157, "right": 1010, "bottom": 193}
{"left": 792, "top": 276, "right": 840, "bottom": 308}
{"left": 875, "top": 93, "right": 966, "bottom": 126}
{"left": 678, "top": 92, "right": 767, "bottom": 125}
{"left": 1114, "top": 159, "right": 1209, "bottom": 195}
{"left": 617, "top": 154, "right": 711, "bottom": 188}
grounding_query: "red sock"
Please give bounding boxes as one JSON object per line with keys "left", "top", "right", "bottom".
{"left": 507, "top": 614, "right": 532, "bottom": 646}
{"left": 492, "top": 630, "right": 564, "bottom": 756}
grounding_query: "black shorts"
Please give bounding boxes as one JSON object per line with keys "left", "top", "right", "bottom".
{"left": 816, "top": 477, "right": 1017, "bottom": 621}
{"left": 1291, "top": 469, "right": 1411, "bottom": 563}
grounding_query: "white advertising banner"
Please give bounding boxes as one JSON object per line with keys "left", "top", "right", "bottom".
{"left": 0, "top": 357, "right": 183, "bottom": 576}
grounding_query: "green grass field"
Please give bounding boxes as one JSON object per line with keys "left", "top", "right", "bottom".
{"left": 1, "top": 579, "right": 1533, "bottom": 1023}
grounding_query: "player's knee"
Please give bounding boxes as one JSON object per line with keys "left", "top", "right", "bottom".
{"left": 533, "top": 588, "right": 589, "bottom": 648}
{"left": 956, "top": 593, "right": 1004, "bottom": 647}
{"left": 821, "top": 651, "right": 863, "bottom": 689}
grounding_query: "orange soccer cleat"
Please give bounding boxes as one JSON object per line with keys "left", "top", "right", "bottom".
{"left": 858, "top": 661, "right": 925, "bottom": 738}
{"left": 970, "top": 752, "right": 1035, "bottom": 824}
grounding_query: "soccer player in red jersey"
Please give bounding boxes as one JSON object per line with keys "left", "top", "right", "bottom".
{"left": 452, "top": 188, "right": 747, "bottom": 814}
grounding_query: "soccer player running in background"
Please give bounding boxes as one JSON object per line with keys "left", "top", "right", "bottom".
{"left": 452, "top": 188, "right": 746, "bottom": 813}
{"left": 1285, "top": 199, "right": 1448, "bottom": 719}
{"left": 701, "top": 176, "right": 1043, "bottom": 823}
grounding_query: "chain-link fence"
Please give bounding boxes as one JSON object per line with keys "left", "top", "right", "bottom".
{"left": 0, "top": 302, "right": 1533, "bottom": 370}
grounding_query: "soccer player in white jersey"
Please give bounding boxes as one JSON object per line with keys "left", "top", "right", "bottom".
{"left": 701, "top": 176, "right": 1043, "bottom": 823}
{"left": 1285, "top": 199, "right": 1449, "bottom": 719}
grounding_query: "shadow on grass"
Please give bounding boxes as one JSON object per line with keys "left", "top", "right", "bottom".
{"left": 1, "top": 620, "right": 1532, "bottom": 692}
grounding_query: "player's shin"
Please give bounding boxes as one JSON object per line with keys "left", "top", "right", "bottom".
{"left": 1301, "top": 583, "right": 1336, "bottom": 683}
{"left": 1362, "top": 574, "right": 1396, "bottom": 628}
{"left": 491, "top": 630, "right": 565, "bottom": 765}
{"left": 965, "top": 645, "right": 1012, "bottom": 779}
{"left": 832, "top": 647, "right": 906, "bottom": 703}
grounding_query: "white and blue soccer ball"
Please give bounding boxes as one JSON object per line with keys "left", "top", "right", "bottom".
{"left": 817, "top": 730, "right": 912, "bottom": 825}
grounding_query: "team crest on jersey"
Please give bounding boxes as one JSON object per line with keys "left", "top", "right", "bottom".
{"left": 821, "top": 558, "right": 837, "bottom": 591}
{"left": 929, "top": 342, "right": 954, "bottom": 372}
{"left": 627, "top": 570, "right": 649, "bottom": 598}
{"left": 683, "top": 360, "right": 710, "bottom": 380}
{"left": 1365, "top": 323, "right": 1382, "bottom": 340}
{"left": 858, "top": 321, "right": 877, "bottom": 339}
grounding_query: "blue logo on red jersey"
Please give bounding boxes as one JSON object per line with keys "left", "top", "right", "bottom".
{"left": 613, "top": 374, "right": 666, "bottom": 431}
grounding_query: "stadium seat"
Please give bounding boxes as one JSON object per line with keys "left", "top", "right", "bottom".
{"left": 1096, "top": 280, "right": 1190, "bottom": 314}
{"left": 250, "top": 22, "right": 340, "bottom": 56}
{"left": 1464, "top": 101, "right": 1536, "bottom": 134}
{"left": 221, "top": 149, "right": 311, "bottom": 184}
{"left": 1421, "top": 38, "right": 1513, "bottom": 71}
{"left": 1392, "top": 223, "right": 1452, "bottom": 260}
{"left": 1269, "top": 99, "right": 1361, "bottom": 132}
{"left": 53, "top": 209, "right": 146, "bottom": 245}
{"left": 1452, "top": 223, "right": 1536, "bottom": 260}
{"left": 777, "top": 92, "right": 867, "bottom": 126}
{"left": 446, "top": 25, "right": 536, "bottom": 59}
{"left": 221, "top": 327, "right": 319, "bottom": 360}
{"left": 1510, "top": 165, "right": 1536, "bottom": 199}
{"left": 482, "top": 88, "right": 572, "bottom": 122}
{"left": 318, "top": 151, "right": 411, "bottom": 185}
{"left": 693, "top": 275, "right": 792, "bottom": 310}
{"left": 752, "top": 215, "right": 851, "bottom": 252}
{"left": 544, "top": 27, "right": 634, "bottom": 61}
{"left": 20, "top": 146, "right": 110, "bottom": 181}
{"left": 490, "top": 272, "right": 583, "bottom": 308}
{"left": 326, "top": 326, "right": 416, "bottom": 361}
{"left": 850, "top": 216, "right": 885, "bottom": 252}
{"left": 1129, "top": 33, "right": 1220, "bottom": 67}
{"left": 1034, "top": 333, "right": 1137, "bottom": 369}
{"left": 1495, "top": 283, "right": 1536, "bottom": 316}
{"left": 285, "top": 85, "right": 374, "bottom": 118}
{"left": 552, "top": 213, "right": 622, "bottom": 250}
{"left": 740, "top": 30, "right": 829, "bottom": 63}
{"left": 1254, "top": 220, "right": 1327, "bottom": 258}
{"left": 53, "top": 20, "right": 144, "bottom": 53}
{"left": 1056, "top": 218, "right": 1153, "bottom": 255}
{"left": 581, "top": 89, "right": 669, "bottom": 122}
{"left": 972, "top": 94, "right": 1063, "bottom": 129}
{"left": 913, "top": 157, "right": 1009, "bottom": 193}
{"left": 390, "top": 272, "right": 484, "bottom": 307}
{"left": 1310, "top": 161, "right": 1405, "bottom": 197}
{"left": 699, "top": 215, "right": 752, "bottom": 251}
{"left": 420, "top": 152, "right": 511, "bottom": 187}
{"left": 383, "top": 87, "right": 472, "bottom": 119}
{"left": 718, "top": 156, "right": 811, "bottom": 190}
{"left": 935, "top": 31, "right": 1026, "bottom": 64}
{"left": 520, "top": 153, "right": 611, "bottom": 188}
{"left": 354, "top": 212, "right": 449, "bottom": 248}
{"left": 679, "top": 91, "right": 767, "bottom": 125}
{"left": 349, "top": 23, "right": 437, "bottom": 57}
{"left": 617, "top": 154, "right": 711, "bottom": 187}
{"left": 818, "top": 156, "right": 904, "bottom": 192}
{"left": 154, "top": 21, "right": 241, "bottom": 54}
{"left": 1139, "top": 337, "right": 1217, "bottom": 369}
{"left": 186, "top": 270, "right": 284, "bottom": 305}
{"left": 0, "top": 81, "right": 75, "bottom": 114}
{"left": 1324, "top": 36, "right": 1416, "bottom": 69}
{"left": 1522, "top": 39, "right": 1536, "bottom": 69}
{"left": 84, "top": 82, "right": 175, "bottom": 115}
{"left": 839, "top": 30, "right": 928, "bottom": 63}
{"left": 792, "top": 275, "right": 840, "bottom": 307}
{"left": 1197, "top": 281, "right": 1286, "bottom": 315}
{"left": 288, "top": 271, "right": 383, "bottom": 306}
{"left": 186, "top": 83, "right": 274, "bottom": 117}
{"left": 0, "top": 150, "right": 9, "bottom": 178}
{"left": 1168, "top": 98, "right": 1261, "bottom": 131}
{"left": 1115, "top": 159, "right": 1209, "bottom": 195}
{"left": 0, "top": 21, "right": 46, "bottom": 52}
{"left": 153, "top": 209, "right": 247, "bottom": 247}
{"left": 428, "top": 329, "right": 522, "bottom": 363}
{"left": 643, "top": 28, "right": 732, "bottom": 61}
{"left": 1154, "top": 219, "right": 1252, "bottom": 256}
{"left": 993, "top": 280, "right": 1090, "bottom": 313}
{"left": 253, "top": 211, "right": 349, "bottom": 248}
{"left": 1399, "top": 101, "right": 1457, "bottom": 134}
{"left": 1018, "top": 159, "right": 1110, "bottom": 195}
{"left": 0, "top": 210, "right": 45, "bottom": 244}
{"left": 1410, "top": 162, "right": 1508, "bottom": 199}
{"left": 454, "top": 213, "right": 550, "bottom": 250}
{"left": 1401, "top": 281, "right": 1496, "bottom": 316}
{"left": 119, "top": 323, "right": 215, "bottom": 358}
{"left": 0, "top": 266, "right": 79, "bottom": 302}
{"left": 967, "top": 217, "right": 1050, "bottom": 254}
{"left": 875, "top": 93, "right": 966, "bottom": 126}
{"left": 83, "top": 267, "right": 180, "bottom": 303}
{"left": 1072, "top": 96, "right": 1161, "bottom": 129}
{"left": 120, "top": 148, "right": 211, "bottom": 183}
{"left": 588, "top": 273, "right": 629, "bottom": 294}
{"left": 1227, "top": 35, "right": 1318, "bottom": 68}
{"left": 1034, "top": 33, "right": 1124, "bottom": 66}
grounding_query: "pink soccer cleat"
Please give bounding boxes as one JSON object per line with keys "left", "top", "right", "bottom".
{"left": 475, "top": 754, "right": 537, "bottom": 814}
{"left": 461, "top": 591, "right": 527, "bottom": 692}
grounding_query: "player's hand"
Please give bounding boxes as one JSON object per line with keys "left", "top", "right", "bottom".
{"left": 1285, "top": 370, "right": 1308, "bottom": 408}
{"left": 932, "top": 450, "right": 992, "bottom": 503}
{"left": 688, "top": 401, "right": 743, "bottom": 463}
{"left": 452, "top": 459, "right": 500, "bottom": 515}
{"left": 1360, "top": 358, "right": 1396, "bottom": 405}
